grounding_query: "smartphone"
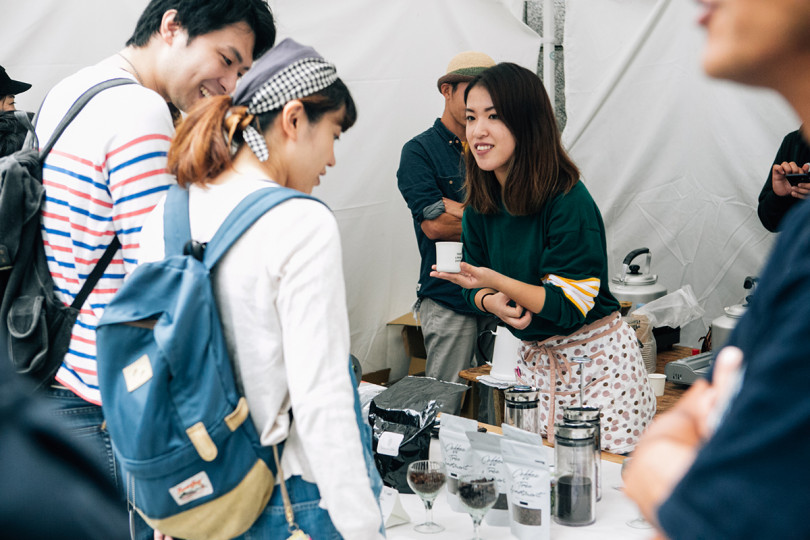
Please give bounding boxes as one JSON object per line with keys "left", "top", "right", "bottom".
{"left": 786, "top": 172, "right": 810, "bottom": 186}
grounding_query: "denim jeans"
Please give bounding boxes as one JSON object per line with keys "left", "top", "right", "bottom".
{"left": 237, "top": 360, "right": 385, "bottom": 539}
{"left": 236, "top": 475, "right": 341, "bottom": 539}
{"left": 44, "top": 387, "right": 153, "bottom": 540}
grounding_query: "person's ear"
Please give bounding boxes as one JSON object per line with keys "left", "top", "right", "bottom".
{"left": 280, "top": 100, "right": 305, "bottom": 141}
{"left": 159, "top": 9, "right": 182, "bottom": 44}
{"left": 440, "top": 83, "right": 454, "bottom": 101}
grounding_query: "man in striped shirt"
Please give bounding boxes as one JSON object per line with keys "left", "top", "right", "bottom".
{"left": 34, "top": 1, "right": 275, "bottom": 536}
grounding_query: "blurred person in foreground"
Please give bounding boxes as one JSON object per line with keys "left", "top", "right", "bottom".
{"left": 625, "top": 1, "right": 810, "bottom": 538}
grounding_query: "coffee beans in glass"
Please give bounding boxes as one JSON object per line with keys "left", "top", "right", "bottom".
{"left": 406, "top": 460, "right": 447, "bottom": 533}
{"left": 457, "top": 475, "right": 498, "bottom": 540}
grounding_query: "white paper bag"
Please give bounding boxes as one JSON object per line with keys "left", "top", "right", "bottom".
{"left": 380, "top": 486, "right": 411, "bottom": 528}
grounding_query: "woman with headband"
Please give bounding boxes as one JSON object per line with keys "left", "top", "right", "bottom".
{"left": 140, "top": 39, "right": 385, "bottom": 540}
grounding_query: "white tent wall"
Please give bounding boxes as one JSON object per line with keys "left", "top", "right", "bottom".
{"left": 7, "top": 0, "right": 793, "bottom": 374}
{"left": 562, "top": 0, "right": 799, "bottom": 346}
{"left": 3, "top": 0, "right": 540, "bottom": 380}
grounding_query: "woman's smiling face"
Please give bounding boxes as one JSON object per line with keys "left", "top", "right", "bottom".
{"left": 465, "top": 85, "right": 516, "bottom": 186}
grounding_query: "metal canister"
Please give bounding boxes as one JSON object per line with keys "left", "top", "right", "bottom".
{"left": 504, "top": 385, "right": 540, "bottom": 435}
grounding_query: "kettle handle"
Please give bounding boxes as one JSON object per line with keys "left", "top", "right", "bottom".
{"left": 620, "top": 247, "right": 652, "bottom": 283}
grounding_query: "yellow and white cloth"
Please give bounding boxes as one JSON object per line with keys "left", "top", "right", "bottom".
{"left": 542, "top": 273, "right": 600, "bottom": 317}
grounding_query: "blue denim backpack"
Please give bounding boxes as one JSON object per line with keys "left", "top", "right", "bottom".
{"left": 97, "top": 184, "right": 321, "bottom": 540}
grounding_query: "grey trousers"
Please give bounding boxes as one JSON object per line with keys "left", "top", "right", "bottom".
{"left": 418, "top": 297, "right": 497, "bottom": 422}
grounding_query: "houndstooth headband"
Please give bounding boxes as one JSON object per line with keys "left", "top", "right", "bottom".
{"left": 230, "top": 38, "right": 338, "bottom": 161}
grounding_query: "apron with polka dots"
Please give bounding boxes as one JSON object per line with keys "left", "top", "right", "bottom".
{"left": 516, "top": 311, "right": 656, "bottom": 454}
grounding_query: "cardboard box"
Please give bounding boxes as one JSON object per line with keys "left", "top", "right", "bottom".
{"left": 387, "top": 312, "right": 427, "bottom": 376}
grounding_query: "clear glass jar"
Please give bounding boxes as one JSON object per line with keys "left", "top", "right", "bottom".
{"left": 562, "top": 406, "right": 602, "bottom": 501}
{"left": 553, "top": 422, "right": 596, "bottom": 526}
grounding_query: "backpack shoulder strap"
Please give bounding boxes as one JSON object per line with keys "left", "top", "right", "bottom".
{"left": 12, "top": 110, "right": 37, "bottom": 153}
{"left": 13, "top": 110, "right": 35, "bottom": 138}
{"left": 38, "top": 78, "right": 136, "bottom": 160}
{"left": 163, "top": 184, "right": 192, "bottom": 257}
{"left": 203, "top": 187, "right": 327, "bottom": 269}
{"left": 40, "top": 78, "right": 135, "bottom": 310}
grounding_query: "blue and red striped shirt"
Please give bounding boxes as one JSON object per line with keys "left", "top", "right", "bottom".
{"left": 36, "top": 65, "right": 175, "bottom": 404}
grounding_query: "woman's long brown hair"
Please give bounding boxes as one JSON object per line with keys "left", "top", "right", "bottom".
{"left": 463, "top": 62, "right": 579, "bottom": 215}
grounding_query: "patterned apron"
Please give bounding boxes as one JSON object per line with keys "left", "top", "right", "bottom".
{"left": 516, "top": 312, "right": 656, "bottom": 454}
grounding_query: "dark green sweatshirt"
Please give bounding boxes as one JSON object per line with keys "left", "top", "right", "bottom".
{"left": 461, "top": 181, "right": 618, "bottom": 341}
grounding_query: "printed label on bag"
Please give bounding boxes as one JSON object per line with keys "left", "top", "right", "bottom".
{"left": 169, "top": 471, "right": 214, "bottom": 506}
{"left": 377, "top": 431, "right": 405, "bottom": 457}
{"left": 123, "top": 354, "right": 153, "bottom": 392}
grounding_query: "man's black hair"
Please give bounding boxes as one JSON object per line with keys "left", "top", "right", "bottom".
{"left": 125, "top": 0, "right": 276, "bottom": 59}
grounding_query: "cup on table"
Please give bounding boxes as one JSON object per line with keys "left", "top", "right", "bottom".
{"left": 436, "top": 241, "right": 463, "bottom": 273}
{"left": 648, "top": 373, "right": 666, "bottom": 397}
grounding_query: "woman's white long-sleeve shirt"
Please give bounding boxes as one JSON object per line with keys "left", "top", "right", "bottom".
{"left": 138, "top": 178, "right": 384, "bottom": 539}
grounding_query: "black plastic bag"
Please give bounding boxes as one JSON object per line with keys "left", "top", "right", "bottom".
{"left": 368, "top": 376, "right": 468, "bottom": 493}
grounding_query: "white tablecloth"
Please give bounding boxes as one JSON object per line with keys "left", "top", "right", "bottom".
{"left": 385, "top": 439, "right": 654, "bottom": 540}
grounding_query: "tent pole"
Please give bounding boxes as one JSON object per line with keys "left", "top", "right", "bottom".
{"left": 543, "top": 0, "right": 556, "bottom": 113}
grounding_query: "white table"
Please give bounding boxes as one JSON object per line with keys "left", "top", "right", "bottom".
{"left": 385, "top": 439, "right": 652, "bottom": 539}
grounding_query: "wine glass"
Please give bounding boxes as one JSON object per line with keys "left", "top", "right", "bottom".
{"left": 406, "top": 460, "right": 447, "bottom": 533}
{"left": 620, "top": 458, "right": 652, "bottom": 529}
{"left": 457, "top": 475, "right": 497, "bottom": 540}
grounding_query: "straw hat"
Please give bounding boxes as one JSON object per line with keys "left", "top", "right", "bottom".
{"left": 436, "top": 51, "right": 495, "bottom": 92}
{"left": 0, "top": 66, "right": 31, "bottom": 96}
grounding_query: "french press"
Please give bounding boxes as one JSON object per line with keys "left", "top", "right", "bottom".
{"left": 562, "top": 406, "right": 602, "bottom": 501}
{"left": 553, "top": 422, "right": 596, "bottom": 526}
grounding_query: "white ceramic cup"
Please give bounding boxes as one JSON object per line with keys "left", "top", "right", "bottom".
{"left": 436, "top": 242, "right": 463, "bottom": 273}
{"left": 648, "top": 373, "right": 666, "bottom": 397}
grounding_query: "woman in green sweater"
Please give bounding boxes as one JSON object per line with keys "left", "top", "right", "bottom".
{"left": 432, "top": 63, "right": 655, "bottom": 453}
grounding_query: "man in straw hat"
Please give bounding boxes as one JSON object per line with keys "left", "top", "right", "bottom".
{"left": 0, "top": 65, "right": 32, "bottom": 112}
{"left": 397, "top": 51, "right": 497, "bottom": 419}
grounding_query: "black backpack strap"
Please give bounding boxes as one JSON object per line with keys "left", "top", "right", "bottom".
{"left": 38, "top": 78, "right": 136, "bottom": 160}
{"left": 34, "top": 78, "right": 134, "bottom": 311}
{"left": 70, "top": 236, "right": 121, "bottom": 310}
{"left": 13, "top": 110, "right": 35, "bottom": 136}
{"left": 12, "top": 110, "right": 37, "bottom": 152}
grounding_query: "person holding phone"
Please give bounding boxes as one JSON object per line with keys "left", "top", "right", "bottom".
{"left": 756, "top": 127, "right": 810, "bottom": 232}
{"left": 432, "top": 62, "right": 656, "bottom": 454}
